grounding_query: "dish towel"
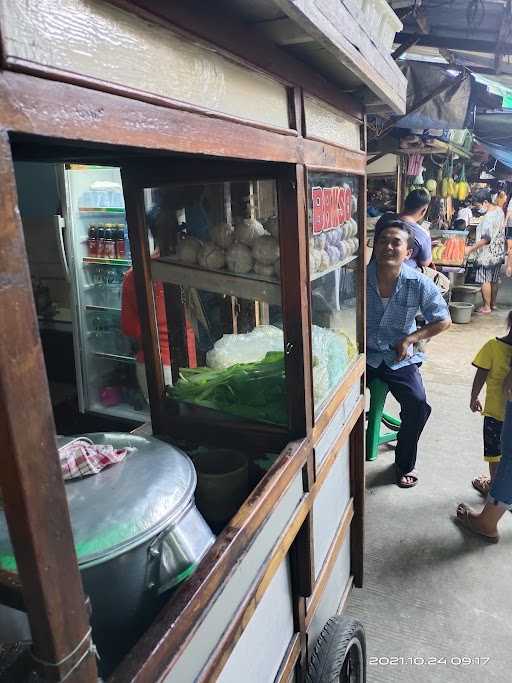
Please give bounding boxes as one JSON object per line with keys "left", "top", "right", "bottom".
{"left": 59, "top": 437, "right": 135, "bottom": 480}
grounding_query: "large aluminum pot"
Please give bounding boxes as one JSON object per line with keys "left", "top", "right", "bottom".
{"left": 0, "top": 433, "right": 215, "bottom": 676}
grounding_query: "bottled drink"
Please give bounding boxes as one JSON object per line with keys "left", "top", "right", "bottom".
{"left": 115, "top": 225, "right": 126, "bottom": 258}
{"left": 104, "top": 226, "right": 116, "bottom": 259}
{"left": 88, "top": 225, "right": 97, "bottom": 257}
{"left": 124, "top": 226, "right": 131, "bottom": 260}
{"left": 96, "top": 226, "right": 105, "bottom": 258}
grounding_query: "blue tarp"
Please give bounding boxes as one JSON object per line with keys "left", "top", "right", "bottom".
{"left": 480, "top": 141, "right": 512, "bottom": 170}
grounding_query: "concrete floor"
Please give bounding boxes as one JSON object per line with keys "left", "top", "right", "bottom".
{"left": 346, "top": 286, "right": 512, "bottom": 682}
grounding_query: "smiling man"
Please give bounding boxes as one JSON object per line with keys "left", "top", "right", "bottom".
{"left": 367, "top": 222, "right": 451, "bottom": 488}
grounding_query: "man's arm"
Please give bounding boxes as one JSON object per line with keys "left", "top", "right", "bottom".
{"left": 395, "top": 319, "right": 451, "bottom": 361}
{"left": 394, "top": 277, "right": 451, "bottom": 361}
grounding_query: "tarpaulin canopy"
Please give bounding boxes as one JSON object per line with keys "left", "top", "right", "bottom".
{"left": 479, "top": 140, "right": 512, "bottom": 170}
{"left": 397, "top": 62, "right": 473, "bottom": 130}
{"left": 475, "top": 113, "right": 512, "bottom": 147}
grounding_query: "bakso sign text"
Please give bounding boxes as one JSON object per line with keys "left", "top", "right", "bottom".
{"left": 311, "top": 185, "right": 352, "bottom": 234}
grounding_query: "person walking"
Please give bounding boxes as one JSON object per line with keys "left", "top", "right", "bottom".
{"left": 469, "top": 311, "right": 512, "bottom": 496}
{"left": 367, "top": 222, "right": 451, "bottom": 488}
{"left": 465, "top": 189, "right": 505, "bottom": 314}
{"left": 455, "top": 368, "right": 512, "bottom": 543}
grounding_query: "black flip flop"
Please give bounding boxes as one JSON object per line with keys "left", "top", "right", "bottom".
{"left": 396, "top": 468, "right": 418, "bottom": 488}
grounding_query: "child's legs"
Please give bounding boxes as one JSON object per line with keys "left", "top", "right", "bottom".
{"left": 484, "top": 416, "right": 503, "bottom": 483}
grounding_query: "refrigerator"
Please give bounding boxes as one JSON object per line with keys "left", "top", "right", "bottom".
{"left": 62, "top": 164, "right": 149, "bottom": 421}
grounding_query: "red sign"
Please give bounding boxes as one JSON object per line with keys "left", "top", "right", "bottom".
{"left": 311, "top": 185, "right": 352, "bottom": 234}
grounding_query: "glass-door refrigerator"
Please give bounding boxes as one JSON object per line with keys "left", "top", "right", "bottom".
{"left": 62, "top": 164, "right": 149, "bottom": 422}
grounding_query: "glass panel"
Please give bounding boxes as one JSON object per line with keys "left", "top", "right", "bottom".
{"left": 65, "top": 165, "right": 149, "bottom": 420}
{"left": 135, "top": 179, "right": 287, "bottom": 427}
{"left": 307, "top": 171, "right": 360, "bottom": 412}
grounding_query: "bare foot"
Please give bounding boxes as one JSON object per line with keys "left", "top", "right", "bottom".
{"left": 476, "top": 307, "right": 492, "bottom": 315}
{"left": 455, "top": 503, "right": 499, "bottom": 542}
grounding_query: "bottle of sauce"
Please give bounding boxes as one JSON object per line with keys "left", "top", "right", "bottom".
{"left": 116, "top": 225, "right": 126, "bottom": 258}
{"left": 96, "top": 226, "right": 105, "bottom": 258}
{"left": 104, "top": 226, "right": 116, "bottom": 259}
{"left": 88, "top": 225, "right": 97, "bottom": 256}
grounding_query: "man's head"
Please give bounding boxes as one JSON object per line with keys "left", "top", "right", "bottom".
{"left": 453, "top": 218, "right": 467, "bottom": 230}
{"left": 473, "top": 188, "right": 492, "bottom": 214}
{"left": 374, "top": 221, "right": 413, "bottom": 268}
{"left": 402, "top": 188, "right": 431, "bottom": 221}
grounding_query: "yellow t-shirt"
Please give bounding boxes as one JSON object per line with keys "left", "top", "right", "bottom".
{"left": 472, "top": 338, "right": 512, "bottom": 421}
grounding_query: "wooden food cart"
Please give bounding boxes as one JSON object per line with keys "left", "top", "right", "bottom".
{"left": 0, "top": 1, "right": 406, "bottom": 681}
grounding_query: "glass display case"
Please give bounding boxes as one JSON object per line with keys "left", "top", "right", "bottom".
{"left": 136, "top": 177, "right": 288, "bottom": 428}
{"left": 307, "top": 171, "right": 361, "bottom": 412}
{"left": 63, "top": 164, "right": 149, "bottom": 420}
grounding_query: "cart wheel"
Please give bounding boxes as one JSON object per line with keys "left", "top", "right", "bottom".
{"left": 306, "top": 616, "right": 366, "bottom": 683}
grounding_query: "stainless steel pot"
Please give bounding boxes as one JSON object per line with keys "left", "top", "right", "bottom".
{"left": 0, "top": 433, "right": 215, "bottom": 676}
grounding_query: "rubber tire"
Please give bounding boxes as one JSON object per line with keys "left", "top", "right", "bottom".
{"left": 306, "top": 616, "right": 366, "bottom": 683}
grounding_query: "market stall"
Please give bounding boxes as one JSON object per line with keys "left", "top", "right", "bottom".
{"left": 0, "top": 1, "right": 406, "bottom": 681}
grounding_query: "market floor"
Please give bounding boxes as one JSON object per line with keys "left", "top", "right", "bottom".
{"left": 345, "top": 296, "right": 512, "bottom": 682}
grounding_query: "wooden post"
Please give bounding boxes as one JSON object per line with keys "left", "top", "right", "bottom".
{"left": 349, "top": 413, "right": 365, "bottom": 588}
{"left": 277, "top": 165, "right": 314, "bottom": 439}
{"left": 121, "top": 169, "right": 166, "bottom": 433}
{"left": 0, "top": 131, "right": 97, "bottom": 681}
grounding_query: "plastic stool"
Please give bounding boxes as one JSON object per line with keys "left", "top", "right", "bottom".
{"left": 366, "top": 378, "right": 401, "bottom": 462}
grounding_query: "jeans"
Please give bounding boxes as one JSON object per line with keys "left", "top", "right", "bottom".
{"left": 489, "top": 400, "right": 512, "bottom": 508}
{"left": 367, "top": 362, "right": 432, "bottom": 474}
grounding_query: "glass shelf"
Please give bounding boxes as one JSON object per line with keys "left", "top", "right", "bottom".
{"left": 310, "top": 254, "right": 358, "bottom": 282}
{"left": 83, "top": 257, "right": 131, "bottom": 267}
{"left": 91, "top": 351, "right": 136, "bottom": 364}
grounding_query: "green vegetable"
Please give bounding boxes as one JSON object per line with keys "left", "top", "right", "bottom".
{"left": 169, "top": 352, "right": 287, "bottom": 426}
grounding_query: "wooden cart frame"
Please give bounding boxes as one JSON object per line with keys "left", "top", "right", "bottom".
{"left": 0, "top": 1, "right": 407, "bottom": 680}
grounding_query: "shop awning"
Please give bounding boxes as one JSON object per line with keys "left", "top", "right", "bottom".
{"left": 479, "top": 140, "right": 512, "bottom": 170}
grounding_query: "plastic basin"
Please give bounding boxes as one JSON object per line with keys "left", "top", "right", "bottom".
{"left": 449, "top": 301, "right": 474, "bottom": 324}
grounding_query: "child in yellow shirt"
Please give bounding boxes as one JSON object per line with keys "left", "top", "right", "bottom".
{"left": 470, "top": 312, "right": 512, "bottom": 495}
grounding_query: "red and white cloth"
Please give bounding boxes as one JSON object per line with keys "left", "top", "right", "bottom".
{"left": 59, "top": 438, "right": 135, "bottom": 480}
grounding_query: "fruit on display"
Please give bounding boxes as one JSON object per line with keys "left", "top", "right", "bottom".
{"left": 431, "top": 237, "right": 466, "bottom": 265}
{"left": 425, "top": 179, "right": 437, "bottom": 196}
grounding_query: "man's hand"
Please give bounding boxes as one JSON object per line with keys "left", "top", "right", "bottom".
{"left": 470, "top": 396, "right": 483, "bottom": 413}
{"left": 395, "top": 337, "right": 412, "bottom": 362}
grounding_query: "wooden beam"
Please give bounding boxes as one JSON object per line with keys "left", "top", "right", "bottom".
{"left": 395, "top": 31, "right": 512, "bottom": 54}
{"left": 0, "top": 131, "right": 96, "bottom": 681}
{"left": 349, "top": 412, "right": 365, "bottom": 588}
{"left": 0, "top": 72, "right": 366, "bottom": 175}
{"left": 121, "top": 171, "right": 166, "bottom": 433}
{"left": 278, "top": 165, "right": 314, "bottom": 439}
{"left": 106, "top": 0, "right": 363, "bottom": 122}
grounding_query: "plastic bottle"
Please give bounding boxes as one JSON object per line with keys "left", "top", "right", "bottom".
{"left": 104, "top": 226, "right": 116, "bottom": 259}
{"left": 116, "top": 225, "right": 126, "bottom": 258}
{"left": 96, "top": 226, "right": 105, "bottom": 258}
{"left": 88, "top": 225, "right": 97, "bottom": 257}
{"left": 124, "top": 226, "right": 131, "bottom": 260}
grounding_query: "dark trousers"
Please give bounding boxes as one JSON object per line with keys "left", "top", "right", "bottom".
{"left": 367, "top": 362, "right": 432, "bottom": 474}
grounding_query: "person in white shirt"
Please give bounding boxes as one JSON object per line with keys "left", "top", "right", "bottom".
{"left": 455, "top": 202, "right": 473, "bottom": 227}
{"left": 465, "top": 189, "right": 505, "bottom": 314}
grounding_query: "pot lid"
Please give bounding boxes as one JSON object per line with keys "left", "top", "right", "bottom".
{"left": 0, "top": 433, "right": 196, "bottom": 570}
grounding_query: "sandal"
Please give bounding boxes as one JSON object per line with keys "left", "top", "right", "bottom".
{"left": 396, "top": 468, "right": 418, "bottom": 488}
{"left": 454, "top": 503, "right": 499, "bottom": 543}
{"left": 472, "top": 475, "right": 491, "bottom": 496}
{"left": 476, "top": 308, "right": 492, "bottom": 315}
